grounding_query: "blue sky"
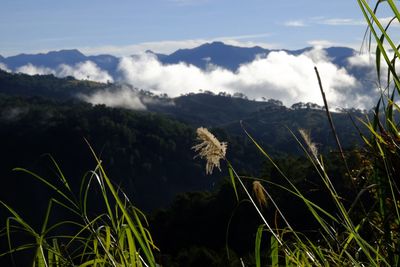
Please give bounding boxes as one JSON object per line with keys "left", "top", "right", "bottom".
{"left": 0, "top": 0, "right": 382, "bottom": 56}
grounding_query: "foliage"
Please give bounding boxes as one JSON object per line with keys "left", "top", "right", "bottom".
{"left": 0, "top": 150, "right": 157, "bottom": 267}
{"left": 0, "top": 69, "right": 107, "bottom": 99}
{"left": 356, "top": 0, "right": 400, "bottom": 264}
{"left": 0, "top": 95, "right": 213, "bottom": 212}
{"left": 0, "top": 69, "right": 368, "bottom": 156}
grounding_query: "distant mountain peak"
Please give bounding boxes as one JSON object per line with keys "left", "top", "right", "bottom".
{"left": 42, "top": 49, "right": 86, "bottom": 59}
{"left": 199, "top": 41, "right": 264, "bottom": 50}
{"left": 0, "top": 42, "right": 361, "bottom": 83}
{"left": 9, "top": 49, "right": 85, "bottom": 58}
{"left": 48, "top": 49, "right": 84, "bottom": 55}
{"left": 161, "top": 41, "right": 269, "bottom": 71}
{"left": 205, "top": 41, "right": 225, "bottom": 46}
{"left": 2, "top": 49, "right": 119, "bottom": 75}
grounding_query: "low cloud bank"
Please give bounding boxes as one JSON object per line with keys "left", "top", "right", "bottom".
{"left": 16, "top": 61, "right": 113, "bottom": 83}
{"left": 79, "top": 85, "right": 176, "bottom": 110}
{"left": 58, "top": 62, "right": 113, "bottom": 83}
{"left": 0, "top": 62, "right": 12, "bottom": 72}
{"left": 79, "top": 86, "right": 146, "bottom": 110}
{"left": 16, "top": 64, "right": 55, "bottom": 76}
{"left": 118, "top": 49, "right": 376, "bottom": 109}
{"left": 346, "top": 52, "right": 393, "bottom": 97}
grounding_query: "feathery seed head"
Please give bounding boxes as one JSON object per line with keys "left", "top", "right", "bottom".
{"left": 192, "top": 127, "right": 227, "bottom": 175}
{"left": 299, "top": 128, "right": 319, "bottom": 159}
{"left": 253, "top": 181, "right": 267, "bottom": 208}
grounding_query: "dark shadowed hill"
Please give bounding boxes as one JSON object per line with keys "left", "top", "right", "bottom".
{"left": 147, "top": 92, "right": 278, "bottom": 126}
{"left": 0, "top": 72, "right": 369, "bottom": 216}
{"left": 0, "top": 70, "right": 367, "bottom": 155}
{"left": 0, "top": 69, "right": 108, "bottom": 98}
{"left": 148, "top": 92, "right": 366, "bottom": 154}
{"left": 0, "top": 71, "right": 371, "bottom": 266}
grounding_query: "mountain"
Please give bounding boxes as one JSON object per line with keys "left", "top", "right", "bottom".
{"left": 87, "top": 54, "right": 120, "bottom": 75}
{"left": 147, "top": 92, "right": 365, "bottom": 154}
{"left": 0, "top": 42, "right": 358, "bottom": 75}
{"left": 4, "top": 49, "right": 87, "bottom": 69}
{"left": 325, "top": 47, "right": 356, "bottom": 67}
{"left": 158, "top": 42, "right": 356, "bottom": 71}
{"left": 1, "top": 49, "right": 119, "bottom": 76}
{"left": 0, "top": 72, "right": 366, "bottom": 194}
{"left": 145, "top": 50, "right": 168, "bottom": 61}
{"left": 0, "top": 70, "right": 369, "bottom": 266}
{"left": 0, "top": 69, "right": 108, "bottom": 98}
{"left": 0, "top": 73, "right": 368, "bottom": 242}
{"left": 0, "top": 69, "right": 365, "bottom": 156}
{"left": 147, "top": 92, "right": 278, "bottom": 126}
{"left": 160, "top": 41, "right": 268, "bottom": 71}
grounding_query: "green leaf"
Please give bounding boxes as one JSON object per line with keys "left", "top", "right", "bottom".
{"left": 255, "top": 224, "right": 264, "bottom": 267}
{"left": 270, "top": 235, "right": 279, "bottom": 267}
{"left": 228, "top": 166, "right": 239, "bottom": 202}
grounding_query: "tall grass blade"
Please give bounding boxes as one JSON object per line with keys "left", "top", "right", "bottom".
{"left": 254, "top": 224, "right": 264, "bottom": 267}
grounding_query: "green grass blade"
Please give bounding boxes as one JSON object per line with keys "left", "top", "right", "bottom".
{"left": 270, "top": 235, "right": 279, "bottom": 267}
{"left": 228, "top": 167, "right": 239, "bottom": 202}
{"left": 255, "top": 224, "right": 264, "bottom": 267}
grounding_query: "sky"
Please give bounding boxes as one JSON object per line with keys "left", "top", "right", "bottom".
{"left": 0, "top": 0, "right": 388, "bottom": 57}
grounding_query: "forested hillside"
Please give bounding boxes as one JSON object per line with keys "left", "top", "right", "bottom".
{"left": 0, "top": 71, "right": 370, "bottom": 266}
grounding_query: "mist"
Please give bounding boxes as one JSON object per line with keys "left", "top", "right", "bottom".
{"left": 79, "top": 86, "right": 146, "bottom": 110}
{"left": 16, "top": 61, "right": 113, "bottom": 83}
{"left": 0, "top": 63, "right": 11, "bottom": 72}
{"left": 117, "top": 48, "right": 376, "bottom": 109}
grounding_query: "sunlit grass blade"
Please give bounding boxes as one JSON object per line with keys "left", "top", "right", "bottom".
{"left": 270, "top": 235, "right": 279, "bottom": 267}
{"left": 228, "top": 166, "right": 239, "bottom": 202}
{"left": 254, "top": 224, "right": 264, "bottom": 267}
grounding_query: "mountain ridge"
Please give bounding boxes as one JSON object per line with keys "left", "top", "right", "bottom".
{"left": 0, "top": 42, "right": 357, "bottom": 72}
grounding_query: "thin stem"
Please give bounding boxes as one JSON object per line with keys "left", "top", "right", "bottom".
{"left": 227, "top": 162, "right": 283, "bottom": 245}
{"left": 314, "top": 66, "right": 353, "bottom": 182}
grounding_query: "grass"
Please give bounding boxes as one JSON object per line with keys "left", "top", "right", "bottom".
{"left": 0, "top": 144, "right": 158, "bottom": 267}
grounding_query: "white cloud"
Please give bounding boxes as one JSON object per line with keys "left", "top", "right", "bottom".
{"left": 307, "top": 40, "right": 335, "bottom": 48}
{"left": 292, "top": 16, "right": 400, "bottom": 30}
{"left": 0, "top": 62, "right": 11, "bottom": 72}
{"left": 79, "top": 86, "right": 146, "bottom": 110}
{"left": 16, "top": 63, "right": 55, "bottom": 75}
{"left": 57, "top": 61, "right": 113, "bottom": 83}
{"left": 347, "top": 53, "right": 374, "bottom": 68}
{"left": 284, "top": 20, "right": 307, "bottom": 27}
{"left": 15, "top": 61, "right": 113, "bottom": 83}
{"left": 378, "top": 17, "right": 400, "bottom": 28}
{"left": 347, "top": 52, "right": 400, "bottom": 91}
{"left": 117, "top": 48, "right": 371, "bottom": 109}
{"left": 307, "top": 39, "right": 361, "bottom": 50}
{"left": 319, "top": 18, "right": 365, "bottom": 26}
{"left": 317, "top": 16, "right": 400, "bottom": 28}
